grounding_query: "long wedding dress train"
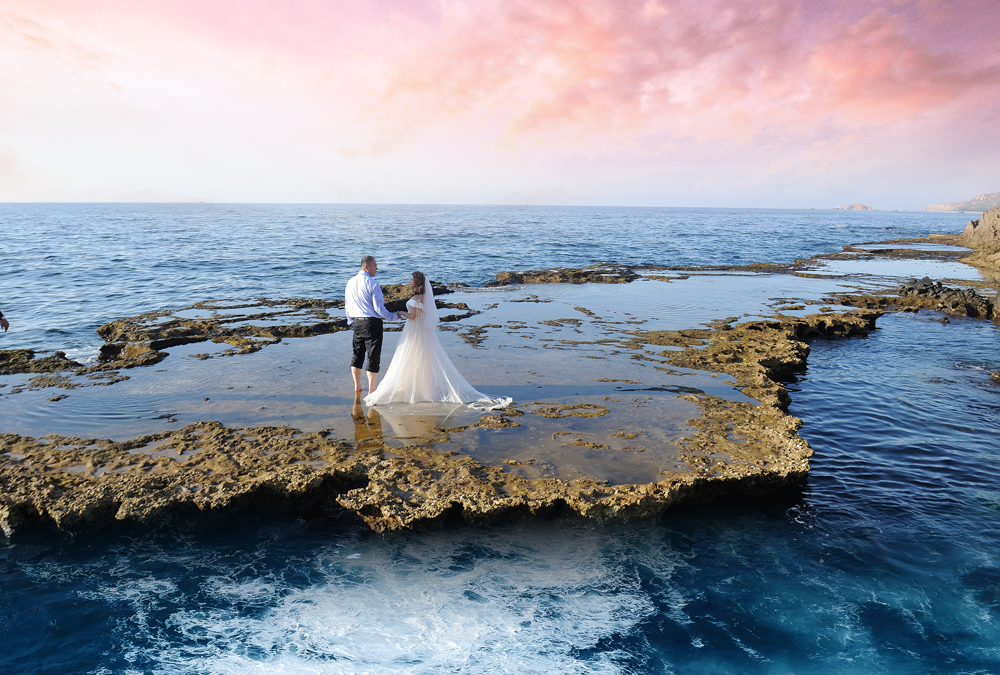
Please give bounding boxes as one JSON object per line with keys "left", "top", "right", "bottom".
{"left": 363, "top": 279, "right": 511, "bottom": 410}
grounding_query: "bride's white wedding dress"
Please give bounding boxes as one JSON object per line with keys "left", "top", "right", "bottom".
{"left": 363, "top": 279, "right": 511, "bottom": 410}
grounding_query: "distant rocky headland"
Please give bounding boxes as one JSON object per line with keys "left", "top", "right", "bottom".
{"left": 925, "top": 191, "right": 1000, "bottom": 213}
{"left": 831, "top": 204, "right": 873, "bottom": 211}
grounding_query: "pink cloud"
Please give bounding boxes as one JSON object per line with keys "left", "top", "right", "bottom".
{"left": 366, "top": 0, "right": 1000, "bottom": 148}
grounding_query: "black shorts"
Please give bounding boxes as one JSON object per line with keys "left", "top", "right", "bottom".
{"left": 350, "top": 318, "right": 384, "bottom": 373}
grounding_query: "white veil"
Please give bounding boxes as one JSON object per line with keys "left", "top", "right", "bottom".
{"left": 421, "top": 278, "right": 439, "bottom": 328}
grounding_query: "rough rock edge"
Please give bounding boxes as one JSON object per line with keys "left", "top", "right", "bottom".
{"left": 959, "top": 208, "right": 1000, "bottom": 280}
{"left": 0, "top": 422, "right": 369, "bottom": 538}
{"left": 831, "top": 279, "right": 996, "bottom": 322}
{"left": 486, "top": 263, "right": 643, "bottom": 286}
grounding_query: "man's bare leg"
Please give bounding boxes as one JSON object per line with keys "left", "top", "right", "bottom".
{"left": 351, "top": 366, "right": 363, "bottom": 392}
{"left": 367, "top": 370, "right": 378, "bottom": 392}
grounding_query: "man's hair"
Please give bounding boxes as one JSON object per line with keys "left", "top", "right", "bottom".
{"left": 361, "top": 255, "right": 376, "bottom": 268}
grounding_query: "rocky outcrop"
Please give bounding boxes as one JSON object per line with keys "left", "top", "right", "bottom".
{"left": 2, "top": 308, "right": 881, "bottom": 538}
{"left": 961, "top": 207, "right": 1000, "bottom": 247}
{"left": 487, "top": 264, "right": 640, "bottom": 286}
{"left": 0, "top": 422, "right": 369, "bottom": 537}
{"left": 0, "top": 350, "right": 82, "bottom": 376}
{"left": 832, "top": 278, "right": 996, "bottom": 321}
{"left": 628, "top": 310, "right": 882, "bottom": 412}
{"left": 832, "top": 204, "right": 874, "bottom": 211}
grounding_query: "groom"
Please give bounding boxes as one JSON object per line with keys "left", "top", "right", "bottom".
{"left": 345, "top": 255, "right": 398, "bottom": 393}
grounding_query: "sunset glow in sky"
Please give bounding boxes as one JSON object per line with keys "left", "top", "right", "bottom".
{"left": 2, "top": 0, "right": 998, "bottom": 208}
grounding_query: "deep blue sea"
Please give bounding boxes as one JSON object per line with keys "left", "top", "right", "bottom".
{"left": 3, "top": 204, "right": 999, "bottom": 674}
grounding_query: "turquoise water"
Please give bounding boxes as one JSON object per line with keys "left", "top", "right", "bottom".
{"left": 2, "top": 204, "right": 998, "bottom": 673}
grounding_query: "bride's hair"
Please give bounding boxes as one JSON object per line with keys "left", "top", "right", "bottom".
{"left": 411, "top": 271, "right": 426, "bottom": 295}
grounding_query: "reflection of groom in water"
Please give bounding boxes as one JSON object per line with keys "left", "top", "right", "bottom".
{"left": 346, "top": 255, "right": 398, "bottom": 393}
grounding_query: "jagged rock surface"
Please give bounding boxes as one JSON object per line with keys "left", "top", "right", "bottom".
{"left": 962, "top": 207, "right": 1000, "bottom": 247}
{"left": 834, "top": 279, "right": 996, "bottom": 321}
{"left": 487, "top": 264, "right": 640, "bottom": 286}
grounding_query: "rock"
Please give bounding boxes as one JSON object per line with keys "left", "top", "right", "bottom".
{"left": 628, "top": 309, "right": 882, "bottom": 412}
{"left": 961, "top": 207, "right": 1000, "bottom": 247}
{"left": 991, "top": 371, "right": 1000, "bottom": 383}
{"left": 487, "top": 263, "right": 640, "bottom": 287}
{"left": 838, "top": 281, "right": 996, "bottom": 321}
{"left": 94, "top": 298, "right": 349, "bottom": 366}
{"left": 0, "top": 350, "right": 83, "bottom": 376}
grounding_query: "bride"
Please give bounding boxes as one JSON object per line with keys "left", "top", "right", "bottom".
{"left": 363, "top": 271, "right": 511, "bottom": 410}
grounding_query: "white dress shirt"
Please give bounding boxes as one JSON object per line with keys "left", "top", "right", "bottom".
{"left": 345, "top": 270, "right": 397, "bottom": 324}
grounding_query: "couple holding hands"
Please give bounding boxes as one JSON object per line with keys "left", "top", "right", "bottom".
{"left": 345, "top": 256, "right": 510, "bottom": 410}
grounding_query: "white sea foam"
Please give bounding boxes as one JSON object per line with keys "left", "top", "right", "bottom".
{"left": 94, "top": 530, "right": 656, "bottom": 674}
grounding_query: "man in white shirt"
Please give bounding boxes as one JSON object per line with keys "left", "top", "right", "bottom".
{"left": 345, "top": 255, "right": 398, "bottom": 393}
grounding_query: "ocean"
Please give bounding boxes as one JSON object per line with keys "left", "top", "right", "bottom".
{"left": 2, "top": 204, "right": 999, "bottom": 674}
{"left": 0, "top": 203, "right": 973, "bottom": 359}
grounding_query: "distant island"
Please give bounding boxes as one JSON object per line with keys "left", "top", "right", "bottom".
{"left": 925, "top": 191, "right": 1000, "bottom": 213}
{"left": 831, "top": 204, "right": 874, "bottom": 211}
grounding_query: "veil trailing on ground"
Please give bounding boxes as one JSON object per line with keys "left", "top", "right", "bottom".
{"left": 363, "top": 277, "right": 511, "bottom": 411}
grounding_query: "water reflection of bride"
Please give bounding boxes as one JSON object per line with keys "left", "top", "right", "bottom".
{"left": 363, "top": 271, "right": 511, "bottom": 410}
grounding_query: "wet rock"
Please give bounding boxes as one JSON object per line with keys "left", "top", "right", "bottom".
{"left": 0, "top": 350, "right": 82, "bottom": 376}
{"left": 0, "top": 422, "right": 368, "bottom": 538}
{"left": 531, "top": 403, "right": 610, "bottom": 418}
{"left": 473, "top": 415, "right": 521, "bottom": 429}
{"left": 991, "top": 371, "right": 1000, "bottom": 383}
{"left": 836, "top": 280, "right": 996, "bottom": 321}
{"left": 628, "top": 310, "right": 882, "bottom": 412}
{"left": 486, "top": 263, "right": 640, "bottom": 286}
{"left": 380, "top": 280, "right": 454, "bottom": 306}
{"left": 782, "top": 310, "right": 883, "bottom": 339}
{"left": 571, "top": 439, "right": 610, "bottom": 450}
{"left": 91, "top": 298, "right": 351, "bottom": 368}
{"left": 457, "top": 324, "right": 503, "bottom": 347}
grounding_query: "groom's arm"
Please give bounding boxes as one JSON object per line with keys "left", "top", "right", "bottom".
{"left": 372, "top": 285, "right": 398, "bottom": 320}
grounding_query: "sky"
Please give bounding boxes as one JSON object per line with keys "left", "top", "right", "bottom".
{"left": 1, "top": 0, "right": 998, "bottom": 209}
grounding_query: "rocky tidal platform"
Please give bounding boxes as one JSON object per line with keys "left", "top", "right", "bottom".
{"left": 2, "top": 238, "right": 996, "bottom": 539}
